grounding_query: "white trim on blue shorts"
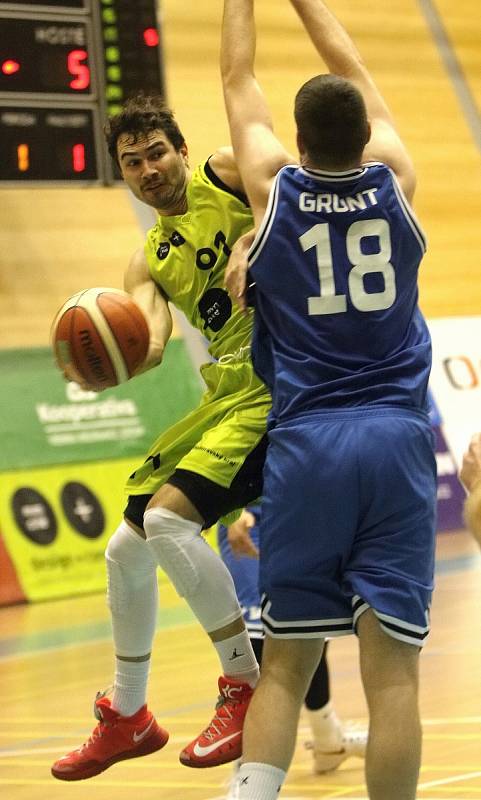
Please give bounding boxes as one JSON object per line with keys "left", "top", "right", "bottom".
{"left": 261, "top": 597, "right": 353, "bottom": 639}
{"left": 260, "top": 594, "right": 430, "bottom": 646}
{"left": 352, "top": 595, "right": 430, "bottom": 648}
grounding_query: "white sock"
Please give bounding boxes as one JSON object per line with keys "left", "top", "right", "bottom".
{"left": 235, "top": 762, "right": 285, "bottom": 799}
{"left": 112, "top": 658, "right": 150, "bottom": 717}
{"left": 306, "top": 700, "right": 343, "bottom": 749}
{"left": 215, "top": 630, "right": 259, "bottom": 687}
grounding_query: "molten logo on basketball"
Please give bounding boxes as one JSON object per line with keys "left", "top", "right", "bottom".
{"left": 51, "top": 287, "right": 150, "bottom": 390}
{"left": 79, "top": 328, "right": 110, "bottom": 385}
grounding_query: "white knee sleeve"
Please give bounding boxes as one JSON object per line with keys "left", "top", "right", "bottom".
{"left": 144, "top": 506, "right": 242, "bottom": 633}
{"left": 144, "top": 508, "right": 202, "bottom": 597}
{"left": 105, "top": 521, "right": 159, "bottom": 657}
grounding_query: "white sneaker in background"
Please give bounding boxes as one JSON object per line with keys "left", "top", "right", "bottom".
{"left": 306, "top": 724, "right": 368, "bottom": 773}
{"left": 305, "top": 702, "right": 367, "bottom": 773}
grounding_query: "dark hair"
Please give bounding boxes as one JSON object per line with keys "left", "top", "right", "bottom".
{"left": 294, "top": 75, "right": 369, "bottom": 168}
{"left": 104, "top": 93, "right": 186, "bottom": 165}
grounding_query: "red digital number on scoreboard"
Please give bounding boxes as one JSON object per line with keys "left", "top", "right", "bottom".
{"left": 67, "top": 49, "right": 90, "bottom": 90}
{"left": 0, "top": 18, "right": 92, "bottom": 95}
{"left": 15, "top": 142, "right": 87, "bottom": 174}
{"left": 2, "top": 49, "right": 91, "bottom": 91}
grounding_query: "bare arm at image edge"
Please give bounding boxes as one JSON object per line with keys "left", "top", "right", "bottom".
{"left": 460, "top": 432, "right": 481, "bottom": 547}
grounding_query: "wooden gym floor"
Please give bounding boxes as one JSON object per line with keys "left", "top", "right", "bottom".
{"left": 1, "top": 530, "right": 480, "bottom": 799}
{"left": 0, "top": 0, "right": 481, "bottom": 798}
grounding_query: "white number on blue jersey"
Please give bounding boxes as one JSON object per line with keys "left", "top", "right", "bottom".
{"left": 300, "top": 219, "right": 396, "bottom": 316}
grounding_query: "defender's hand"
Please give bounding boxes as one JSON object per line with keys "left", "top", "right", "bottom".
{"left": 227, "top": 509, "right": 259, "bottom": 558}
{"left": 225, "top": 229, "right": 256, "bottom": 315}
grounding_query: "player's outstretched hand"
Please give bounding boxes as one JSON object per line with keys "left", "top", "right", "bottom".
{"left": 227, "top": 508, "right": 259, "bottom": 558}
{"left": 225, "top": 229, "right": 256, "bottom": 315}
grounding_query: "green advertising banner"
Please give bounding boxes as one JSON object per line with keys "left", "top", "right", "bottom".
{"left": 0, "top": 340, "right": 202, "bottom": 471}
{"left": 0, "top": 339, "right": 204, "bottom": 603}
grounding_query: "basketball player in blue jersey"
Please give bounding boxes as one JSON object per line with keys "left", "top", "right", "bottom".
{"left": 221, "top": 1, "right": 437, "bottom": 799}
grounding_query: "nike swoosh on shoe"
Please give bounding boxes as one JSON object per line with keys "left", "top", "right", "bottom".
{"left": 192, "top": 731, "right": 241, "bottom": 757}
{"left": 133, "top": 718, "right": 155, "bottom": 743}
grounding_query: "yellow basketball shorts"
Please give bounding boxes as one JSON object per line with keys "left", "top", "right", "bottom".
{"left": 125, "top": 357, "right": 271, "bottom": 526}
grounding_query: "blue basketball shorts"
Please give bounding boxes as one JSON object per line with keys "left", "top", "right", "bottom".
{"left": 259, "top": 407, "right": 437, "bottom": 647}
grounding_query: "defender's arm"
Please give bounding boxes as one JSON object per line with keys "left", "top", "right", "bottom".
{"left": 290, "top": 0, "right": 416, "bottom": 202}
{"left": 221, "top": 0, "right": 293, "bottom": 227}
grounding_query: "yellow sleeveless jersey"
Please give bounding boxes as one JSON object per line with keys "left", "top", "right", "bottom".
{"left": 145, "top": 158, "right": 255, "bottom": 361}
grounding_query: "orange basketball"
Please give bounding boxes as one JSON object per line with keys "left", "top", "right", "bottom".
{"left": 51, "top": 287, "right": 150, "bottom": 390}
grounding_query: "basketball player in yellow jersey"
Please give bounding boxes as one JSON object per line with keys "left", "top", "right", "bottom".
{"left": 52, "top": 93, "right": 271, "bottom": 782}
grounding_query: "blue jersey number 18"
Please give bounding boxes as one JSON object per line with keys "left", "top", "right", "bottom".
{"left": 299, "top": 218, "right": 396, "bottom": 316}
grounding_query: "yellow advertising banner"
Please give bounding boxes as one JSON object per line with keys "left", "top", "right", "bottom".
{"left": 0, "top": 458, "right": 136, "bottom": 602}
{"left": 0, "top": 458, "right": 219, "bottom": 604}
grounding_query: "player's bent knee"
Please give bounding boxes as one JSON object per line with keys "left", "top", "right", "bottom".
{"left": 105, "top": 521, "right": 156, "bottom": 568}
{"left": 105, "top": 521, "right": 157, "bottom": 614}
{"left": 143, "top": 506, "right": 201, "bottom": 597}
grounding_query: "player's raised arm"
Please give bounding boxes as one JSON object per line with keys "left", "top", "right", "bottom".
{"left": 124, "top": 246, "right": 173, "bottom": 373}
{"left": 289, "top": 0, "right": 416, "bottom": 201}
{"left": 220, "top": 0, "right": 293, "bottom": 226}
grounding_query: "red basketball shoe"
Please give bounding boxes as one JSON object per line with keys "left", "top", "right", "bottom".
{"left": 51, "top": 693, "right": 169, "bottom": 781}
{"left": 179, "top": 676, "right": 254, "bottom": 768}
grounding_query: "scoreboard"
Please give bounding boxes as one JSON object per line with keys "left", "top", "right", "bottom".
{"left": 0, "top": 0, "right": 165, "bottom": 183}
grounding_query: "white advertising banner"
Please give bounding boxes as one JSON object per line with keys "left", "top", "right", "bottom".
{"left": 428, "top": 316, "right": 481, "bottom": 468}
